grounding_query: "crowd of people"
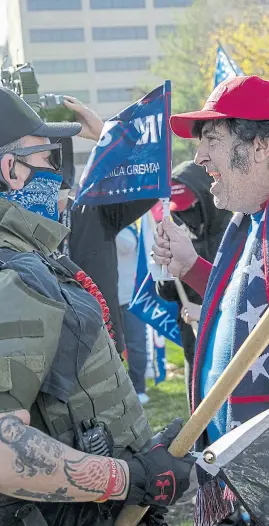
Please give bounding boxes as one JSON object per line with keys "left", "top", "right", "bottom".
{"left": 0, "top": 73, "right": 267, "bottom": 526}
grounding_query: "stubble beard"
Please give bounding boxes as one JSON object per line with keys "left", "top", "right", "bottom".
{"left": 230, "top": 140, "right": 251, "bottom": 174}
{"left": 223, "top": 140, "right": 253, "bottom": 212}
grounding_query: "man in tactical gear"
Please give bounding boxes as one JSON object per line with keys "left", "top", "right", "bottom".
{"left": 0, "top": 87, "right": 194, "bottom": 526}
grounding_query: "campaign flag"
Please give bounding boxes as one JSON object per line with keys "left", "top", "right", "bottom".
{"left": 214, "top": 44, "right": 244, "bottom": 88}
{"left": 129, "top": 212, "right": 182, "bottom": 348}
{"left": 74, "top": 81, "right": 172, "bottom": 207}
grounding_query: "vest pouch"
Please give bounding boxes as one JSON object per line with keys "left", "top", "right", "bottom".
{"left": 77, "top": 326, "right": 152, "bottom": 453}
{"left": 0, "top": 501, "right": 48, "bottom": 526}
{"left": 0, "top": 268, "right": 65, "bottom": 411}
{"left": 0, "top": 497, "right": 123, "bottom": 526}
{"left": 31, "top": 327, "right": 152, "bottom": 454}
{"left": 37, "top": 500, "right": 124, "bottom": 526}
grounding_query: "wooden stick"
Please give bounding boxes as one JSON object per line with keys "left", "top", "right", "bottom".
{"left": 174, "top": 278, "right": 198, "bottom": 338}
{"left": 115, "top": 307, "right": 269, "bottom": 526}
{"left": 149, "top": 207, "right": 198, "bottom": 336}
{"left": 160, "top": 198, "right": 173, "bottom": 280}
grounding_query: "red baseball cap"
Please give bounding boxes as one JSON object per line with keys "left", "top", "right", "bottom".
{"left": 151, "top": 183, "right": 197, "bottom": 221}
{"left": 170, "top": 76, "right": 269, "bottom": 139}
{"left": 170, "top": 183, "right": 197, "bottom": 211}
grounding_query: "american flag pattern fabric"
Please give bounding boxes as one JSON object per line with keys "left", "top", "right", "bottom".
{"left": 193, "top": 206, "right": 269, "bottom": 428}
{"left": 193, "top": 205, "right": 269, "bottom": 525}
{"left": 215, "top": 45, "right": 244, "bottom": 88}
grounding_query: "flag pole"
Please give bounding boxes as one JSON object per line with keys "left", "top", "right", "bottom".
{"left": 149, "top": 207, "right": 198, "bottom": 336}
{"left": 174, "top": 278, "right": 198, "bottom": 337}
{"left": 115, "top": 307, "right": 269, "bottom": 526}
{"left": 160, "top": 198, "right": 173, "bottom": 279}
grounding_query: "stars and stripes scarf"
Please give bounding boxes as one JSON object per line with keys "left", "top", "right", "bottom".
{"left": 192, "top": 204, "right": 269, "bottom": 526}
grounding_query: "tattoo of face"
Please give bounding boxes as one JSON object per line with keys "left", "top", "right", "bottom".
{"left": 64, "top": 455, "right": 127, "bottom": 499}
{"left": 14, "top": 487, "right": 75, "bottom": 502}
{"left": 0, "top": 415, "right": 63, "bottom": 477}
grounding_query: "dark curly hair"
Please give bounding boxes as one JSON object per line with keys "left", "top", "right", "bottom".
{"left": 192, "top": 118, "right": 269, "bottom": 143}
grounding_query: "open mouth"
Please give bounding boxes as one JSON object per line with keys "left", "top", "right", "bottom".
{"left": 208, "top": 171, "right": 221, "bottom": 188}
{"left": 208, "top": 171, "right": 221, "bottom": 180}
{"left": 207, "top": 171, "right": 222, "bottom": 194}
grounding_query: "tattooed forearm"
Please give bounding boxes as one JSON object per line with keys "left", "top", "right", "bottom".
{"left": 113, "top": 461, "right": 128, "bottom": 498}
{"left": 0, "top": 412, "right": 130, "bottom": 502}
{"left": 0, "top": 415, "right": 62, "bottom": 477}
{"left": 14, "top": 487, "right": 75, "bottom": 502}
{"left": 64, "top": 455, "right": 128, "bottom": 499}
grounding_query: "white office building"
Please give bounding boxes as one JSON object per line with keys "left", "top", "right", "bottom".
{"left": 7, "top": 0, "right": 193, "bottom": 181}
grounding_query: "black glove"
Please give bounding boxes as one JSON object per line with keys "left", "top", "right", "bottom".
{"left": 126, "top": 418, "right": 195, "bottom": 508}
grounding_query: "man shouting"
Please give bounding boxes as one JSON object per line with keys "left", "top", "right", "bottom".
{"left": 153, "top": 75, "right": 269, "bottom": 526}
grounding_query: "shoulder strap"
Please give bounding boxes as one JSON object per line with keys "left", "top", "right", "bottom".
{"left": 0, "top": 248, "right": 20, "bottom": 267}
{"left": 36, "top": 252, "right": 77, "bottom": 280}
{"left": 0, "top": 248, "right": 75, "bottom": 287}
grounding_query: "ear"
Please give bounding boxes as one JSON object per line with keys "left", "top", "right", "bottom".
{"left": 253, "top": 136, "right": 269, "bottom": 163}
{"left": 0, "top": 155, "right": 25, "bottom": 190}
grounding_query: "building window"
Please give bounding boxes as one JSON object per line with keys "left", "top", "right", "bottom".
{"left": 34, "top": 59, "right": 87, "bottom": 74}
{"left": 74, "top": 152, "right": 90, "bottom": 165}
{"left": 97, "top": 88, "right": 134, "bottom": 103}
{"left": 155, "top": 25, "right": 177, "bottom": 38}
{"left": 92, "top": 26, "right": 148, "bottom": 41}
{"left": 40, "top": 90, "right": 90, "bottom": 103}
{"left": 30, "top": 28, "right": 84, "bottom": 42}
{"left": 28, "top": 0, "right": 82, "bottom": 10}
{"left": 95, "top": 56, "right": 150, "bottom": 72}
{"left": 154, "top": 0, "right": 192, "bottom": 6}
{"left": 90, "top": 0, "right": 145, "bottom": 9}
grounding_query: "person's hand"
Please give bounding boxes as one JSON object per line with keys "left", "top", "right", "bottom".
{"left": 63, "top": 96, "right": 104, "bottom": 141}
{"left": 126, "top": 418, "right": 195, "bottom": 508}
{"left": 152, "top": 218, "right": 198, "bottom": 278}
{"left": 181, "top": 302, "right": 202, "bottom": 325}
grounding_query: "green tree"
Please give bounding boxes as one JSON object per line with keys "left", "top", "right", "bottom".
{"left": 202, "top": 11, "right": 269, "bottom": 91}
{"left": 153, "top": 0, "right": 264, "bottom": 165}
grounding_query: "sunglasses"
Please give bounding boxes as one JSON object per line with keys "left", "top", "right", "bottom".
{"left": 8, "top": 143, "right": 63, "bottom": 171}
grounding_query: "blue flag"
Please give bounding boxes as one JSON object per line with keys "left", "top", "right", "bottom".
{"left": 74, "top": 81, "right": 172, "bottom": 207}
{"left": 129, "top": 213, "right": 182, "bottom": 347}
{"left": 214, "top": 44, "right": 244, "bottom": 87}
